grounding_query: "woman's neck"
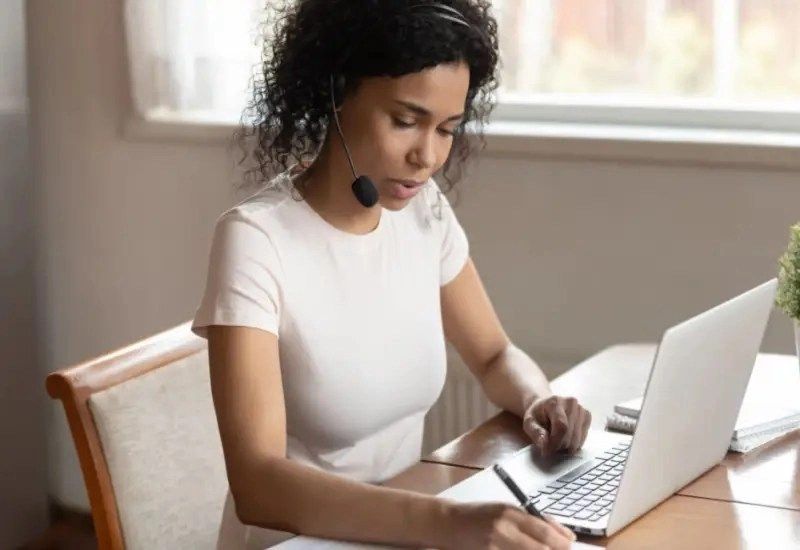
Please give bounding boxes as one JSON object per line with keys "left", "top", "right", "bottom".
{"left": 294, "top": 149, "right": 382, "bottom": 235}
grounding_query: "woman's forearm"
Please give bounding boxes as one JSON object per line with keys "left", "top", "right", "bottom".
{"left": 232, "top": 455, "right": 454, "bottom": 548}
{"left": 478, "top": 342, "right": 553, "bottom": 418}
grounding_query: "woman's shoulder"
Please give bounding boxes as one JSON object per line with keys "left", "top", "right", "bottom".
{"left": 217, "top": 173, "right": 298, "bottom": 227}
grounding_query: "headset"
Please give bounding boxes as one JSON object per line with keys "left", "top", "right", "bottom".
{"left": 327, "top": 2, "right": 477, "bottom": 208}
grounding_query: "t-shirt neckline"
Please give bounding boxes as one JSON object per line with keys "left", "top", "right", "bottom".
{"left": 282, "top": 170, "right": 387, "bottom": 245}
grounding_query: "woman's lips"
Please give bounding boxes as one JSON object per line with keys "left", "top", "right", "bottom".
{"left": 388, "top": 179, "right": 425, "bottom": 200}
{"left": 392, "top": 179, "right": 425, "bottom": 188}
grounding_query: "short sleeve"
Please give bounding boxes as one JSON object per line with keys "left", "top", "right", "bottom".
{"left": 431, "top": 184, "right": 470, "bottom": 286}
{"left": 191, "top": 207, "right": 283, "bottom": 339}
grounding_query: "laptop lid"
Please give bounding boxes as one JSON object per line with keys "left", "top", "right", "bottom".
{"left": 605, "top": 279, "right": 777, "bottom": 536}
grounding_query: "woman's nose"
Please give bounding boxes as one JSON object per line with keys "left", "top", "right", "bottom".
{"left": 409, "top": 131, "right": 437, "bottom": 170}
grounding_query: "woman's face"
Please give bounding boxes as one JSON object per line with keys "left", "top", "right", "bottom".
{"left": 336, "top": 61, "right": 470, "bottom": 210}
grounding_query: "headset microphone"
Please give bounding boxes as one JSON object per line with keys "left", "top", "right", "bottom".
{"left": 329, "top": 74, "right": 379, "bottom": 208}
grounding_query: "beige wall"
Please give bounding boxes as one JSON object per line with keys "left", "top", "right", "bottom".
{"left": 27, "top": 0, "right": 236, "bottom": 510}
{"left": 26, "top": 0, "right": 799, "bottom": 512}
{"left": 1, "top": 0, "right": 48, "bottom": 546}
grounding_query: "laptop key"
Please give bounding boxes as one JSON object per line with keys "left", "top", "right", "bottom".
{"left": 574, "top": 510, "right": 594, "bottom": 520}
{"left": 557, "top": 459, "right": 604, "bottom": 483}
{"left": 589, "top": 513, "right": 603, "bottom": 521}
{"left": 545, "top": 509, "right": 575, "bottom": 517}
{"left": 534, "top": 497, "right": 557, "bottom": 509}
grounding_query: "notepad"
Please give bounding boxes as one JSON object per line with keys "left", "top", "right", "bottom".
{"left": 272, "top": 535, "right": 603, "bottom": 549}
{"left": 607, "top": 353, "right": 800, "bottom": 453}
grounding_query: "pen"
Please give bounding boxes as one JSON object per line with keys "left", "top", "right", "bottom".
{"left": 492, "top": 464, "right": 545, "bottom": 520}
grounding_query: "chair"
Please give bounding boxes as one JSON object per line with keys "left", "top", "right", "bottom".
{"left": 46, "top": 321, "right": 229, "bottom": 549}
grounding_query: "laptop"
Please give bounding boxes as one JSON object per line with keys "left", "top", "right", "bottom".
{"left": 439, "top": 278, "right": 778, "bottom": 537}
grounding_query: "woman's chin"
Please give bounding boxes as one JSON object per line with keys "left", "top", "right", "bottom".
{"left": 379, "top": 196, "right": 411, "bottom": 211}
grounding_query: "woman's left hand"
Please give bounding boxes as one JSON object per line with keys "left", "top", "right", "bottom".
{"left": 522, "top": 395, "right": 592, "bottom": 457}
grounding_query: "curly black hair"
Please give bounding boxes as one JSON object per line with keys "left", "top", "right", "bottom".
{"left": 234, "top": 0, "right": 500, "bottom": 197}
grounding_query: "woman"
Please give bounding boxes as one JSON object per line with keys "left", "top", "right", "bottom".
{"left": 192, "top": 1, "right": 591, "bottom": 548}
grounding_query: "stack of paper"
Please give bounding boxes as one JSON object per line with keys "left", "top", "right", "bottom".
{"left": 606, "top": 353, "right": 800, "bottom": 453}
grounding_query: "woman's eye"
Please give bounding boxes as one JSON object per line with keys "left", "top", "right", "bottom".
{"left": 392, "top": 118, "right": 415, "bottom": 128}
{"left": 392, "top": 117, "right": 454, "bottom": 137}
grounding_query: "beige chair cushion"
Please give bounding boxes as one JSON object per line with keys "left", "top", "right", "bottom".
{"left": 89, "top": 350, "right": 228, "bottom": 550}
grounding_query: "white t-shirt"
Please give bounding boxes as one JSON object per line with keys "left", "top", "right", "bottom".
{"left": 191, "top": 169, "right": 469, "bottom": 549}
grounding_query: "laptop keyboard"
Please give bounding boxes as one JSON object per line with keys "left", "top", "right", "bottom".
{"left": 528, "top": 441, "right": 630, "bottom": 522}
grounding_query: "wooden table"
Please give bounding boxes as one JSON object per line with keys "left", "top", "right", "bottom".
{"left": 408, "top": 344, "right": 800, "bottom": 548}
{"left": 381, "top": 461, "right": 800, "bottom": 549}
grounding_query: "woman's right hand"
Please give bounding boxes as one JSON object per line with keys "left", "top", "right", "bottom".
{"left": 442, "top": 502, "right": 577, "bottom": 550}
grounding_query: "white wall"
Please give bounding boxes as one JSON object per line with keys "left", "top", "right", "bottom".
{"left": 0, "top": 0, "right": 48, "bottom": 546}
{"left": 27, "top": 0, "right": 799, "bottom": 511}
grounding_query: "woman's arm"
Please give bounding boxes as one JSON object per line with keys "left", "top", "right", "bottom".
{"left": 441, "top": 258, "right": 590, "bottom": 455}
{"left": 206, "top": 325, "right": 450, "bottom": 548}
{"left": 440, "top": 258, "right": 552, "bottom": 415}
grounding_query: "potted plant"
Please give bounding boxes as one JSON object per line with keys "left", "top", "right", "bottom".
{"left": 776, "top": 222, "right": 800, "bottom": 363}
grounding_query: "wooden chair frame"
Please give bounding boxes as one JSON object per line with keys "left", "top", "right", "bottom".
{"left": 45, "top": 321, "right": 206, "bottom": 550}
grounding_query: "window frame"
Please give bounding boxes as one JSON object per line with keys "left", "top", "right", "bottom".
{"left": 121, "top": 1, "right": 800, "bottom": 171}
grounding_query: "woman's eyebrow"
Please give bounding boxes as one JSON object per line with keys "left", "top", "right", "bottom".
{"left": 393, "top": 99, "right": 464, "bottom": 122}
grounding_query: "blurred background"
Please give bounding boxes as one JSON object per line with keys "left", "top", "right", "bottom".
{"left": 2, "top": 0, "right": 799, "bottom": 546}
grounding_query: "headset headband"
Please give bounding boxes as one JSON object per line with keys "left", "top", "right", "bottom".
{"left": 408, "top": 3, "right": 473, "bottom": 30}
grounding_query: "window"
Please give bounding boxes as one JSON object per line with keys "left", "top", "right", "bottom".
{"left": 492, "top": 0, "right": 800, "bottom": 131}
{"left": 125, "top": 0, "right": 264, "bottom": 124}
{"left": 124, "top": 0, "right": 800, "bottom": 133}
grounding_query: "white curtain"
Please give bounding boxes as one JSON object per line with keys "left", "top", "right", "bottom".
{"left": 124, "top": 0, "right": 267, "bottom": 123}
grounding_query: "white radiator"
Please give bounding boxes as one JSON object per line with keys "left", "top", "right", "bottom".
{"left": 422, "top": 362, "right": 500, "bottom": 455}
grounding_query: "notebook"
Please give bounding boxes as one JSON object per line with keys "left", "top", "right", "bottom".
{"left": 607, "top": 352, "right": 800, "bottom": 453}
{"left": 606, "top": 411, "right": 798, "bottom": 452}
{"left": 272, "top": 534, "right": 603, "bottom": 548}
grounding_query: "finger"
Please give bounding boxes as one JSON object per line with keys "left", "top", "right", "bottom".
{"left": 567, "top": 406, "right": 587, "bottom": 454}
{"left": 525, "top": 417, "right": 548, "bottom": 452}
{"left": 561, "top": 398, "right": 580, "bottom": 452}
{"left": 516, "top": 515, "right": 572, "bottom": 550}
{"left": 545, "top": 514, "right": 577, "bottom": 542}
{"left": 500, "top": 523, "right": 550, "bottom": 550}
{"left": 546, "top": 401, "right": 570, "bottom": 455}
{"left": 576, "top": 409, "right": 592, "bottom": 451}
